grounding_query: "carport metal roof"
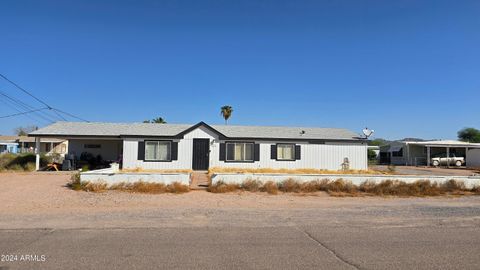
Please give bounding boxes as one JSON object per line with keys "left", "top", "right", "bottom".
{"left": 405, "top": 140, "right": 480, "bottom": 148}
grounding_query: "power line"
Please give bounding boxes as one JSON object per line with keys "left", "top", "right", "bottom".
{"left": 0, "top": 107, "right": 49, "bottom": 119}
{"left": 0, "top": 73, "right": 87, "bottom": 122}
{"left": 52, "top": 107, "right": 89, "bottom": 122}
{"left": 0, "top": 90, "right": 57, "bottom": 123}
{"left": 0, "top": 73, "right": 52, "bottom": 109}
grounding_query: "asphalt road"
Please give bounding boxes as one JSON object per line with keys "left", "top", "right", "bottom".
{"left": 1, "top": 173, "right": 480, "bottom": 270}
{"left": 1, "top": 225, "right": 479, "bottom": 270}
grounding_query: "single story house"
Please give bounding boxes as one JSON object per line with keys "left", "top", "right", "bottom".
{"left": 29, "top": 121, "right": 368, "bottom": 171}
{"left": 0, "top": 136, "right": 67, "bottom": 156}
{"left": 0, "top": 138, "right": 18, "bottom": 154}
{"left": 380, "top": 140, "right": 480, "bottom": 167}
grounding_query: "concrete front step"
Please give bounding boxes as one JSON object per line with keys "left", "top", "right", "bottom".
{"left": 190, "top": 172, "right": 210, "bottom": 190}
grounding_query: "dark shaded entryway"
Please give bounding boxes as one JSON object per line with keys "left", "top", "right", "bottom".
{"left": 192, "top": 139, "right": 210, "bottom": 170}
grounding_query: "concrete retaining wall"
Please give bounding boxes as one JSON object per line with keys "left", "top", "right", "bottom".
{"left": 211, "top": 173, "right": 480, "bottom": 189}
{"left": 80, "top": 168, "right": 190, "bottom": 186}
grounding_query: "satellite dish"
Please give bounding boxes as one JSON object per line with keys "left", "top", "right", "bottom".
{"left": 362, "top": 127, "right": 374, "bottom": 138}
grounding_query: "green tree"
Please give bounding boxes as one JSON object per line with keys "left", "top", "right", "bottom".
{"left": 368, "top": 149, "right": 378, "bottom": 160}
{"left": 458, "top": 127, "right": 480, "bottom": 143}
{"left": 220, "top": 105, "right": 233, "bottom": 125}
{"left": 143, "top": 117, "right": 167, "bottom": 124}
{"left": 368, "top": 138, "right": 389, "bottom": 146}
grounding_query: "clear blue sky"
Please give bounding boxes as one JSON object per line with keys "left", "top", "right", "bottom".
{"left": 1, "top": 0, "right": 479, "bottom": 140}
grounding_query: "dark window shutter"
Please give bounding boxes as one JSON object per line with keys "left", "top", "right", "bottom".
{"left": 271, "top": 145, "right": 277, "bottom": 159}
{"left": 171, "top": 141, "right": 178, "bottom": 160}
{"left": 138, "top": 141, "right": 145, "bottom": 160}
{"left": 295, "top": 145, "right": 301, "bottom": 160}
{"left": 254, "top": 143, "right": 260, "bottom": 161}
{"left": 219, "top": 143, "right": 226, "bottom": 161}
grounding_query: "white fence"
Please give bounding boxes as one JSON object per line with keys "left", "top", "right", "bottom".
{"left": 80, "top": 168, "right": 191, "bottom": 186}
{"left": 211, "top": 173, "right": 480, "bottom": 189}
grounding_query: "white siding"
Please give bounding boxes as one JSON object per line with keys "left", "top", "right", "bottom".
{"left": 123, "top": 126, "right": 218, "bottom": 170}
{"left": 210, "top": 141, "right": 367, "bottom": 170}
{"left": 122, "top": 126, "right": 367, "bottom": 171}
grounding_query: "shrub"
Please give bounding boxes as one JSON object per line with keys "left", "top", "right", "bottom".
{"left": 0, "top": 153, "right": 50, "bottom": 171}
{"left": 260, "top": 181, "right": 279, "bottom": 194}
{"left": 207, "top": 181, "right": 240, "bottom": 193}
{"left": 442, "top": 179, "right": 466, "bottom": 192}
{"left": 72, "top": 180, "right": 190, "bottom": 194}
{"left": 241, "top": 179, "right": 262, "bottom": 192}
{"left": 167, "top": 182, "right": 190, "bottom": 194}
{"left": 83, "top": 182, "right": 108, "bottom": 192}
{"left": 67, "top": 172, "right": 86, "bottom": 191}
{"left": 279, "top": 178, "right": 302, "bottom": 193}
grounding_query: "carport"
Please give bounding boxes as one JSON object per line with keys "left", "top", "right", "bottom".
{"left": 30, "top": 136, "right": 123, "bottom": 170}
{"left": 405, "top": 140, "right": 480, "bottom": 167}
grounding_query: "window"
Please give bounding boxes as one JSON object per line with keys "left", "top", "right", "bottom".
{"left": 226, "top": 142, "right": 254, "bottom": 161}
{"left": 277, "top": 144, "right": 295, "bottom": 160}
{"left": 145, "top": 141, "right": 171, "bottom": 161}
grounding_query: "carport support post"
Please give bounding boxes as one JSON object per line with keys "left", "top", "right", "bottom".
{"left": 446, "top": 147, "right": 450, "bottom": 167}
{"left": 35, "top": 137, "right": 40, "bottom": 171}
{"left": 427, "top": 146, "right": 431, "bottom": 167}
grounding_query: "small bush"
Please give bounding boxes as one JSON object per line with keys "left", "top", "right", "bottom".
{"left": 0, "top": 153, "right": 50, "bottom": 171}
{"left": 130, "top": 181, "right": 167, "bottom": 194}
{"left": 67, "top": 172, "right": 85, "bottom": 191}
{"left": 260, "top": 181, "right": 279, "bottom": 194}
{"left": 72, "top": 180, "right": 190, "bottom": 194}
{"left": 442, "top": 179, "right": 466, "bottom": 192}
{"left": 167, "top": 182, "right": 190, "bottom": 194}
{"left": 207, "top": 181, "right": 240, "bottom": 193}
{"left": 279, "top": 178, "right": 302, "bottom": 193}
{"left": 83, "top": 182, "right": 108, "bottom": 192}
{"left": 241, "top": 179, "right": 262, "bottom": 192}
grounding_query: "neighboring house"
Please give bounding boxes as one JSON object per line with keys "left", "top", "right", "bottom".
{"left": 29, "top": 121, "right": 368, "bottom": 171}
{"left": 380, "top": 139, "right": 480, "bottom": 167}
{"left": 0, "top": 138, "right": 18, "bottom": 154}
{"left": 0, "top": 136, "right": 68, "bottom": 156}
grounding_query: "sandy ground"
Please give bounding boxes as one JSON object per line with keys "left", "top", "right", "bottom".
{"left": 1, "top": 173, "right": 480, "bottom": 269}
{"left": 1, "top": 172, "right": 480, "bottom": 229}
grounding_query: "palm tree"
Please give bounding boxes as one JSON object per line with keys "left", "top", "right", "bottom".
{"left": 143, "top": 117, "right": 167, "bottom": 124}
{"left": 151, "top": 117, "right": 167, "bottom": 124}
{"left": 220, "top": 105, "right": 233, "bottom": 125}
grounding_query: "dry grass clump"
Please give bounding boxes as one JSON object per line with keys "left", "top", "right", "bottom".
{"left": 260, "top": 181, "right": 279, "bottom": 194}
{"left": 207, "top": 181, "right": 240, "bottom": 193}
{"left": 357, "top": 179, "right": 478, "bottom": 197}
{"left": 82, "top": 182, "right": 108, "bottom": 192}
{"left": 207, "top": 178, "right": 480, "bottom": 197}
{"left": 208, "top": 167, "right": 391, "bottom": 175}
{"left": 167, "top": 182, "right": 190, "bottom": 194}
{"left": 279, "top": 178, "right": 302, "bottom": 192}
{"left": 241, "top": 179, "right": 263, "bottom": 192}
{"left": 69, "top": 178, "right": 189, "bottom": 194}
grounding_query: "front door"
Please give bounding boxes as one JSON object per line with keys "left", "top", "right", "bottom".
{"left": 192, "top": 139, "right": 210, "bottom": 170}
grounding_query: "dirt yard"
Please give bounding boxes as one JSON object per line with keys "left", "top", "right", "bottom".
{"left": 1, "top": 172, "right": 480, "bottom": 270}
{"left": 1, "top": 172, "right": 480, "bottom": 229}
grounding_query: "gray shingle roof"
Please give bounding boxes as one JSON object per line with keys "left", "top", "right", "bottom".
{"left": 30, "top": 121, "right": 362, "bottom": 141}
